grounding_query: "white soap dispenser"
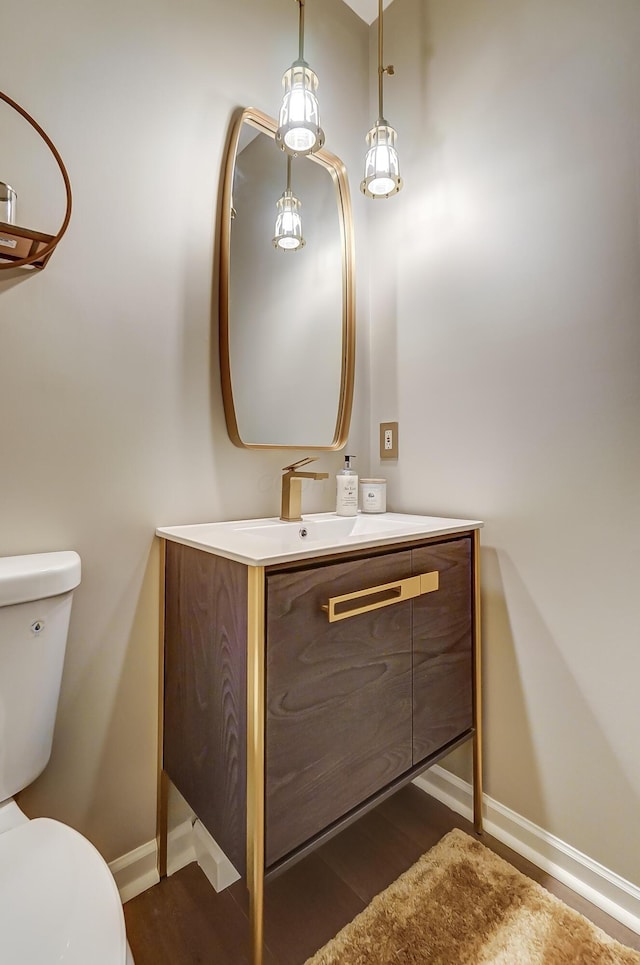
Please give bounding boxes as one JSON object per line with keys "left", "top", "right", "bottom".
{"left": 336, "top": 455, "right": 358, "bottom": 516}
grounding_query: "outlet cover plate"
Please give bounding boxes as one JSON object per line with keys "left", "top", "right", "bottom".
{"left": 380, "top": 422, "right": 398, "bottom": 459}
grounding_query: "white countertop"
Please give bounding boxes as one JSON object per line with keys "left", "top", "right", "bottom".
{"left": 156, "top": 512, "right": 483, "bottom": 566}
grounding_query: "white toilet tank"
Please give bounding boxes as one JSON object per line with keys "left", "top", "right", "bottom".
{"left": 0, "top": 551, "right": 81, "bottom": 802}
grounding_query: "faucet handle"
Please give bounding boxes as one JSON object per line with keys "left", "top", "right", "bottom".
{"left": 282, "top": 456, "right": 318, "bottom": 473}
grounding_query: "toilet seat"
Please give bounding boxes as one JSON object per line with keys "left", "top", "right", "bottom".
{"left": 0, "top": 816, "right": 127, "bottom": 964}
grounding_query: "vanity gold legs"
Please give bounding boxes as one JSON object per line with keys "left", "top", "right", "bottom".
{"left": 246, "top": 566, "right": 266, "bottom": 965}
{"left": 472, "top": 528, "right": 483, "bottom": 834}
{"left": 156, "top": 537, "right": 169, "bottom": 878}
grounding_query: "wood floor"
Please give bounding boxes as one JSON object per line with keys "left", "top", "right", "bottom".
{"left": 124, "top": 785, "right": 640, "bottom": 964}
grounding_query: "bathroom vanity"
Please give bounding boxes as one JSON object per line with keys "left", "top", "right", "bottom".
{"left": 156, "top": 512, "right": 483, "bottom": 965}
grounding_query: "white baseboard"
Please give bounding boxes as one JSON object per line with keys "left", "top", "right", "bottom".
{"left": 109, "top": 818, "right": 238, "bottom": 904}
{"left": 111, "top": 767, "right": 640, "bottom": 935}
{"left": 166, "top": 817, "right": 198, "bottom": 876}
{"left": 193, "top": 819, "right": 240, "bottom": 892}
{"left": 109, "top": 839, "right": 159, "bottom": 905}
{"left": 414, "top": 765, "right": 640, "bottom": 936}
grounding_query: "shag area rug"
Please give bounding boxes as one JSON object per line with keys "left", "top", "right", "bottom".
{"left": 305, "top": 828, "right": 640, "bottom": 964}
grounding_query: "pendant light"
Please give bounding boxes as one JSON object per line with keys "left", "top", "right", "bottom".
{"left": 273, "top": 156, "right": 305, "bottom": 251}
{"left": 361, "top": 0, "right": 403, "bottom": 199}
{"left": 275, "top": 0, "right": 325, "bottom": 157}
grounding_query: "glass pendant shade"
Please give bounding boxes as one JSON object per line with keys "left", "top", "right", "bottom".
{"left": 361, "top": 0, "right": 403, "bottom": 200}
{"left": 361, "top": 122, "right": 402, "bottom": 199}
{"left": 276, "top": 62, "right": 325, "bottom": 156}
{"left": 273, "top": 189, "right": 305, "bottom": 251}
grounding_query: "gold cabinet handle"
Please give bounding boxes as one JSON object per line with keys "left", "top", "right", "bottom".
{"left": 321, "top": 571, "right": 439, "bottom": 623}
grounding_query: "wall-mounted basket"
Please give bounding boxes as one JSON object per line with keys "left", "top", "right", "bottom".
{"left": 0, "top": 90, "right": 72, "bottom": 271}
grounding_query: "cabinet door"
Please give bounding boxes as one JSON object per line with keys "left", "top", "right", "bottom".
{"left": 412, "top": 537, "right": 473, "bottom": 764}
{"left": 265, "top": 551, "right": 413, "bottom": 867}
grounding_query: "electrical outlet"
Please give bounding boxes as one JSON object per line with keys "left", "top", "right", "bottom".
{"left": 380, "top": 422, "right": 398, "bottom": 460}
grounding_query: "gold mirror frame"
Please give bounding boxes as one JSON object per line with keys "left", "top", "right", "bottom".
{"left": 219, "top": 107, "right": 355, "bottom": 450}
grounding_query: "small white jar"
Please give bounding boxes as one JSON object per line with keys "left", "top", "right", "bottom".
{"left": 360, "top": 478, "right": 386, "bottom": 513}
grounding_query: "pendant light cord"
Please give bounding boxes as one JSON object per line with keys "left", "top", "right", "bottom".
{"left": 378, "top": 0, "right": 384, "bottom": 122}
{"left": 0, "top": 90, "right": 72, "bottom": 271}
{"left": 376, "top": 0, "right": 395, "bottom": 124}
{"left": 298, "top": 0, "right": 306, "bottom": 63}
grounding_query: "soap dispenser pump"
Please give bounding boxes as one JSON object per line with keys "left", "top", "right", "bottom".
{"left": 336, "top": 455, "right": 358, "bottom": 517}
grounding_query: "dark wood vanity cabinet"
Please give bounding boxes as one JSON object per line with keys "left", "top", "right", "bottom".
{"left": 162, "top": 531, "right": 476, "bottom": 877}
{"left": 264, "top": 537, "right": 473, "bottom": 865}
{"left": 160, "top": 526, "right": 481, "bottom": 965}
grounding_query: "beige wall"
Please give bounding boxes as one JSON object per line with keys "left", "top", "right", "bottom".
{"left": 0, "top": 0, "right": 370, "bottom": 862}
{"left": 367, "top": 0, "right": 640, "bottom": 884}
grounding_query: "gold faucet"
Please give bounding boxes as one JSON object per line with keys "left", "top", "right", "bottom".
{"left": 280, "top": 457, "right": 329, "bottom": 522}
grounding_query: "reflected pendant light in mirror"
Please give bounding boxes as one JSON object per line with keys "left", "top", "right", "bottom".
{"left": 273, "top": 156, "right": 305, "bottom": 250}
{"left": 361, "top": 0, "right": 403, "bottom": 199}
{"left": 276, "top": 0, "right": 325, "bottom": 157}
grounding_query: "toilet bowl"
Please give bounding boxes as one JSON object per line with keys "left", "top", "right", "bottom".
{"left": 0, "top": 552, "right": 135, "bottom": 964}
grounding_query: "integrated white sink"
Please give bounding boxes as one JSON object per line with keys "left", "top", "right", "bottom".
{"left": 157, "top": 512, "right": 483, "bottom": 566}
{"left": 234, "top": 514, "right": 414, "bottom": 542}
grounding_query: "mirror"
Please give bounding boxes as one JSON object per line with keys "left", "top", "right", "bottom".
{"left": 219, "top": 108, "right": 355, "bottom": 449}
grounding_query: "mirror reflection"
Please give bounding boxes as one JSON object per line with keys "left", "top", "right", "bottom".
{"left": 219, "top": 108, "right": 354, "bottom": 449}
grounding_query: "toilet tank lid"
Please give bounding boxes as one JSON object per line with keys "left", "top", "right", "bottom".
{"left": 0, "top": 551, "right": 81, "bottom": 607}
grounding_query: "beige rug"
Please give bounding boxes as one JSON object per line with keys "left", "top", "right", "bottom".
{"left": 305, "top": 829, "right": 640, "bottom": 964}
